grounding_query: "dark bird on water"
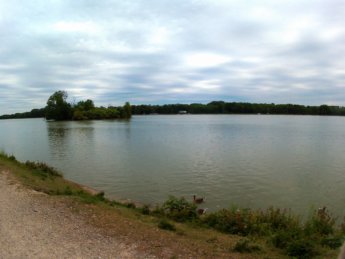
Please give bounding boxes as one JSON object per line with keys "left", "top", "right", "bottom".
{"left": 193, "top": 195, "right": 204, "bottom": 204}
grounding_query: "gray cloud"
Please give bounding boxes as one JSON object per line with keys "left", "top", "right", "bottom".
{"left": 0, "top": 0, "right": 344, "bottom": 114}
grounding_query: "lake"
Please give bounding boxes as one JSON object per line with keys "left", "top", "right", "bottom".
{"left": 1, "top": 115, "right": 345, "bottom": 217}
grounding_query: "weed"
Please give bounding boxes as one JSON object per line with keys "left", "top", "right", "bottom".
{"left": 286, "top": 239, "right": 318, "bottom": 258}
{"left": 321, "top": 236, "right": 344, "bottom": 249}
{"left": 141, "top": 204, "right": 150, "bottom": 215}
{"left": 233, "top": 238, "right": 261, "bottom": 253}
{"left": 158, "top": 219, "right": 176, "bottom": 231}
{"left": 63, "top": 186, "right": 73, "bottom": 195}
{"left": 126, "top": 202, "right": 136, "bottom": 209}
{"left": 202, "top": 207, "right": 253, "bottom": 235}
{"left": 305, "top": 207, "right": 335, "bottom": 236}
{"left": 95, "top": 191, "right": 105, "bottom": 201}
{"left": 162, "top": 196, "right": 197, "bottom": 222}
{"left": 24, "top": 161, "right": 62, "bottom": 177}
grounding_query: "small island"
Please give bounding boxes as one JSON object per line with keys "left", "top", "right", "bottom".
{"left": 0, "top": 90, "right": 132, "bottom": 121}
{"left": 45, "top": 90, "right": 131, "bottom": 121}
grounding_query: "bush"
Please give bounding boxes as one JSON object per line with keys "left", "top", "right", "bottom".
{"left": 158, "top": 219, "right": 176, "bottom": 231}
{"left": 0, "top": 152, "right": 17, "bottom": 161}
{"left": 321, "top": 236, "right": 344, "bottom": 249}
{"left": 95, "top": 191, "right": 105, "bottom": 201}
{"left": 63, "top": 186, "right": 73, "bottom": 195}
{"left": 203, "top": 207, "right": 255, "bottom": 235}
{"left": 305, "top": 207, "right": 335, "bottom": 236}
{"left": 286, "top": 239, "right": 318, "bottom": 258}
{"left": 141, "top": 204, "right": 150, "bottom": 215}
{"left": 233, "top": 238, "right": 261, "bottom": 253}
{"left": 271, "top": 229, "right": 302, "bottom": 249}
{"left": 162, "top": 196, "right": 197, "bottom": 222}
{"left": 24, "top": 161, "right": 62, "bottom": 177}
{"left": 257, "top": 207, "right": 300, "bottom": 232}
{"left": 125, "top": 202, "right": 136, "bottom": 209}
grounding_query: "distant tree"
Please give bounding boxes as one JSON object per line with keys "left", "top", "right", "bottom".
{"left": 45, "top": 90, "right": 72, "bottom": 120}
{"left": 319, "top": 105, "right": 331, "bottom": 115}
{"left": 122, "top": 102, "right": 132, "bottom": 118}
{"left": 75, "top": 99, "right": 95, "bottom": 111}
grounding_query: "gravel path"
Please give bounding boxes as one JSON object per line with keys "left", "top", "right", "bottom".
{"left": 0, "top": 171, "right": 152, "bottom": 259}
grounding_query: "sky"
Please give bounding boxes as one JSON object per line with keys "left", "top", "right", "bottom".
{"left": 0, "top": 0, "right": 344, "bottom": 114}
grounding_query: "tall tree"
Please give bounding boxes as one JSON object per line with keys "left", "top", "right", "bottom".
{"left": 123, "top": 102, "right": 132, "bottom": 119}
{"left": 45, "top": 90, "right": 72, "bottom": 120}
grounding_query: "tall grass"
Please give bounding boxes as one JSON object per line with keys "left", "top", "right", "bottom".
{"left": 154, "top": 196, "right": 345, "bottom": 257}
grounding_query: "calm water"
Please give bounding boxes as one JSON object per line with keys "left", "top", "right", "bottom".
{"left": 1, "top": 115, "right": 345, "bottom": 217}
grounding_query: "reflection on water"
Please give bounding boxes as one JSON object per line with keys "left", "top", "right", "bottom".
{"left": 1, "top": 115, "right": 345, "bottom": 218}
{"left": 47, "top": 121, "right": 96, "bottom": 161}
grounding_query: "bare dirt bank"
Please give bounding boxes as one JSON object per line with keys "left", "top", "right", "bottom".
{"left": 0, "top": 171, "right": 151, "bottom": 258}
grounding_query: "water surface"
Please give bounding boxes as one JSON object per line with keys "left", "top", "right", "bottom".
{"left": 1, "top": 115, "right": 345, "bottom": 217}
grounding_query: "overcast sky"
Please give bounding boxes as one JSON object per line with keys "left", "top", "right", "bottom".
{"left": 0, "top": 0, "right": 344, "bottom": 114}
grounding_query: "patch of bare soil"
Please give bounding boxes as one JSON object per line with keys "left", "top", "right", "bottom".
{"left": 0, "top": 171, "right": 151, "bottom": 258}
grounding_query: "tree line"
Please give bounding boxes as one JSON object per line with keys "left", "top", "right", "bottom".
{"left": 2, "top": 97, "right": 345, "bottom": 120}
{"left": 0, "top": 90, "right": 131, "bottom": 120}
{"left": 131, "top": 101, "right": 345, "bottom": 116}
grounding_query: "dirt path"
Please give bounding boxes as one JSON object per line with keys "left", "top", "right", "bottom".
{"left": 0, "top": 171, "right": 153, "bottom": 259}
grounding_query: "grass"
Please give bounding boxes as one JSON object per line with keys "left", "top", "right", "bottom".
{"left": 158, "top": 219, "right": 176, "bottom": 231}
{"left": 0, "top": 151, "right": 343, "bottom": 258}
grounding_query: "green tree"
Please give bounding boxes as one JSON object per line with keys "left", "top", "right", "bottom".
{"left": 75, "top": 99, "right": 95, "bottom": 111}
{"left": 45, "top": 91, "right": 72, "bottom": 120}
{"left": 122, "top": 102, "right": 132, "bottom": 119}
{"left": 319, "top": 104, "right": 331, "bottom": 115}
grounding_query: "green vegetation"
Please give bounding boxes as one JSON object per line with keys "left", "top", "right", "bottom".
{"left": 158, "top": 219, "right": 176, "bottom": 231}
{"left": 45, "top": 90, "right": 73, "bottom": 120}
{"left": 160, "top": 196, "right": 198, "bottom": 222}
{"left": 0, "top": 108, "right": 45, "bottom": 119}
{"left": 132, "top": 101, "right": 345, "bottom": 116}
{"left": 45, "top": 90, "right": 131, "bottom": 121}
{"left": 0, "top": 90, "right": 131, "bottom": 120}
{"left": 233, "top": 238, "right": 261, "bottom": 253}
{"left": 0, "top": 152, "right": 343, "bottom": 258}
{"left": 3, "top": 98, "right": 345, "bottom": 120}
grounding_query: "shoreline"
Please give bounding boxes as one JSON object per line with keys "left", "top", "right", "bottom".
{"left": 0, "top": 152, "right": 343, "bottom": 258}
{"left": 0, "top": 157, "right": 263, "bottom": 258}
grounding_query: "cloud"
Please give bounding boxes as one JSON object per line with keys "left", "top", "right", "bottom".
{"left": 0, "top": 0, "right": 344, "bottom": 114}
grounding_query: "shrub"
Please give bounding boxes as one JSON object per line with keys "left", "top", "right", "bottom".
{"left": 158, "top": 219, "right": 176, "bottom": 231}
{"left": 305, "top": 207, "right": 335, "bottom": 236}
{"left": 162, "top": 196, "right": 197, "bottom": 222}
{"left": 24, "top": 161, "right": 62, "bottom": 177}
{"left": 271, "top": 230, "right": 301, "bottom": 249}
{"left": 0, "top": 152, "right": 17, "bottom": 161}
{"left": 286, "top": 239, "right": 318, "bottom": 258}
{"left": 141, "top": 204, "right": 150, "bottom": 215}
{"left": 233, "top": 238, "right": 261, "bottom": 253}
{"left": 125, "top": 202, "right": 136, "bottom": 209}
{"left": 202, "top": 207, "right": 253, "bottom": 235}
{"left": 9, "top": 155, "right": 16, "bottom": 161}
{"left": 257, "top": 207, "right": 300, "bottom": 232}
{"left": 95, "top": 191, "right": 105, "bottom": 201}
{"left": 63, "top": 186, "right": 73, "bottom": 195}
{"left": 321, "top": 236, "right": 344, "bottom": 249}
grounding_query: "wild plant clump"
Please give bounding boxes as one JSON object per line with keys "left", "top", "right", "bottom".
{"left": 201, "top": 205, "right": 345, "bottom": 257}
{"left": 233, "top": 238, "right": 261, "bottom": 253}
{"left": 158, "top": 219, "right": 176, "bottom": 231}
{"left": 162, "top": 196, "right": 198, "bottom": 222}
{"left": 155, "top": 196, "right": 345, "bottom": 257}
{"left": 24, "top": 161, "right": 62, "bottom": 177}
{"left": 0, "top": 152, "right": 17, "bottom": 161}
